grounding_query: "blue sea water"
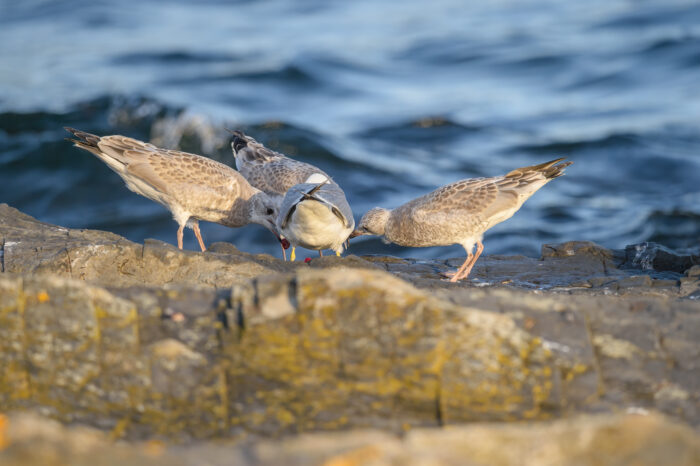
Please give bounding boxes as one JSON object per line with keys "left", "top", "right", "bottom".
{"left": 1, "top": 0, "right": 699, "bottom": 259}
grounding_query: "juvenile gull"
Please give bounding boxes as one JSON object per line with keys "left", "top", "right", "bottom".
{"left": 277, "top": 176, "right": 355, "bottom": 260}
{"left": 351, "top": 158, "right": 573, "bottom": 282}
{"left": 231, "top": 130, "right": 354, "bottom": 260}
{"left": 65, "top": 127, "right": 280, "bottom": 251}
{"left": 231, "top": 130, "right": 332, "bottom": 193}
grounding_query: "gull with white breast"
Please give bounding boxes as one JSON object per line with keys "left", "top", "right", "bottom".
{"left": 277, "top": 175, "right": 355, "bottom": 260}
{"left": 231, "top": 130, "right": 354, "bottom": 260}
{"left": 351, "top": 158, "right": 573, "bottom": 282}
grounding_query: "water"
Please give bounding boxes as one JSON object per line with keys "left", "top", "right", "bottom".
{"left": 1, "top": 0, "right": 699, "bottom": 259}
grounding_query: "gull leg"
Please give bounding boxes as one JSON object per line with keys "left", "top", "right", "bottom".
{"left": 448, "top": 251, "right": 473, "bottom": 282}
{"left": 280, "top": 242, "right": 287, "bottom": 261}
{"left": 336, "top": 250, "right": 341, "bottom": 257}
{"left": 177, "top": 225, "right": 184, "bottom": 250}
{"left": 192, "top": 222, "right": 207, "bottom": 252}
{"left": 443, "top": 243, "right": 474, "bottom": 279}
{"left": 290, "top": 247, "right": 296, "bottom": 262}
{"left": 319, "top": 250, "right": 324, "bottom": 257}
{"left": 454, "top": 240, "right": 484, "bottom": 281}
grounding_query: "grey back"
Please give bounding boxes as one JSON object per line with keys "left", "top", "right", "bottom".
{"left": 278, "top": 181, "right": 355, "bottom": 230}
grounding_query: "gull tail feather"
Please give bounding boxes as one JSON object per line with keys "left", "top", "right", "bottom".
{"left": 506, "top": 157, "right": 573, "bottom": 179}
{"left": 64, "top": 127, "right": 104, "bottom": 156}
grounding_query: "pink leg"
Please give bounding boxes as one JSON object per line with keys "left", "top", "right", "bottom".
{"left": 448, "top": 251, "right": 473, "bottom": 282}
{"left": 193, "top": 222, "right": 206, "bottom": 252}
{"left": 319, "top": 250, "right": 324, "bottom": 257}
{"left": 177, "top": 225, "right": 184, "bottom": 250}
{"left": 280, "top": 242, "right": 287, "bottom": 261}
{"left": 453, "top": 240, "right": 484, "bottom": 281}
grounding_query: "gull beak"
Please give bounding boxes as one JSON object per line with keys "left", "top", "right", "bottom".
{"left": 266, "top": 219, "right": 278, "bottom": 233}
{"left": 349, "top": 230, "right": 363, "bottom": 239}
{"left": 265, "top": 221, "right": 288, "bottom": 246}
{"left": 269, "top": 229, "right": 290, "bottom": 249}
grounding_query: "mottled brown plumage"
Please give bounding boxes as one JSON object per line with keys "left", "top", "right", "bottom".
{"left": 353, "top": 158, "right": 573, "bottom": 282}
{"left": 65, "top": 127, "right": 280, "bottom": 251}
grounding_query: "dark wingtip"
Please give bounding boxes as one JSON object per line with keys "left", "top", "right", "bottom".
{"left": 64, "top": 127, "right": 101, "bottom": 146}
{"left": 545, "top": 159, "right": 574, "bottom": 179}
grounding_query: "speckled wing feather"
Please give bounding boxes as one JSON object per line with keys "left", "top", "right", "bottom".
{"left": 395, "top": 178, "right": 503, "bottom": 220}
{"left": 231, "top": 131, "right": 331, "bottom": 195}
{"left": 100, "top": 136, "right": 247, "bottom": 190}
{"left": 386, "top": 158, "right": 571, "bottom": 246}
{"left": 390, "top": 177, "right": 518, "bottom": 241}
{"left": 404, "top": 158, "right": 571, "bottom": 223}
{"left": 88, "top": 134, "right": 257, "bottom": 225}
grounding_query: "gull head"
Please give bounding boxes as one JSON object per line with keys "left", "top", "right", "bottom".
{"left": 249, "top": 192, "right": 282, "bottom": 235}
{"left": 228, "top": 129, "right": 250, "bottom": 156}
{"left": 351, "top": 207, "right": 390, "bottom": 238}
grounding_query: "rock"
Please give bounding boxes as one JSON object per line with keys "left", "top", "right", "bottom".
{"left": 0, "top": 413, "right": 177, "bottom": 466}
{"left": 0, "top": 204, "right": 297, "bottom": 287}
{"left": 679, "top": 276, "right": 700, "bottom": 299}
{"left": 1, "top": 412, "right": 698, "bottom": 466}
{"left": 621, "top": 242, "right": 699, "bottom": 274}
{"left": 1, "top": 203, "right": 700, "bottom": 444}
{"left": 0, "top": 270, "right": 571, "bottom": 439}
{"left": 305, "top": 254, "right": 384, "bottom": 271}
{"left": 1, "top": 267, "right": 700, "bottom": 438}
{"left": 541, "top": 240, "right": 617, "bottom": 262}
{"left": 1, "top": 205, "right": 696, "bottom": 295}
{"left": 616, "top": 275, "right": 653, "bottom": 288}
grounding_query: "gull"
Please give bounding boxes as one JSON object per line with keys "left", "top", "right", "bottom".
{"left": 231, "top": 130, "right": 331, "bottom": 194}
{"left": 65, "top": 127, "right": 281, "bottom": 251}
{"left": 277, "top": 176, "right": 355, "bottom": 260}
{"left": 351, "top": 158, "right": 572, "bottom": 282}
{"left": 230, "top": 130, "right": 353, "bottom": 260}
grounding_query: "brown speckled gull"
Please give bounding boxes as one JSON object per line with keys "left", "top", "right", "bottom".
{"left": 65, "top": 127, "right": 280, "bottom": 252}
{"left": 351, "top": 158, "right": 573, "bottom": 282}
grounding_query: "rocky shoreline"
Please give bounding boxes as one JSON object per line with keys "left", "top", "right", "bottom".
{"left": 0, "top": 203, "right": 698, "bottom": 464}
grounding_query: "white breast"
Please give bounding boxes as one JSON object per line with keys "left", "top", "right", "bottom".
{"left": 281, "top": 200, "right": 352, "bottom": 252}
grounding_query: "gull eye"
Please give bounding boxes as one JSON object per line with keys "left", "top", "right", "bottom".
{"left": 266, "top": 208, "right": 274, "bottom": 215}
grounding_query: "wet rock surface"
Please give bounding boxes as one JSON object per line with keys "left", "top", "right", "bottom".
{"left": 1, "top": 203, "right": 699, "bottom": 463}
